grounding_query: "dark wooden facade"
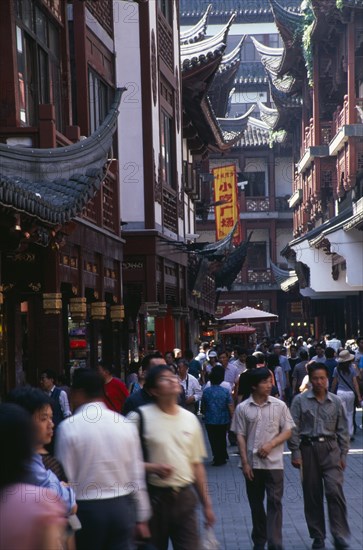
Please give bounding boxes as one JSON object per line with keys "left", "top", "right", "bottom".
{"left": 0, "top": 0, "right": 124, "bottom": 395}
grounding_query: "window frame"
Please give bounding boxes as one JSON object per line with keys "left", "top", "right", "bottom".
{"left": 14, "top": 0, "right": 62, "bottom": 128}
{"left": 88, "top": 68, "right": 112, "bottom": 134}
{"left": 246, "top": 242, "right": 267, "bottom": 270}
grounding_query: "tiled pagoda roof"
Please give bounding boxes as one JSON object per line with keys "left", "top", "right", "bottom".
{"left": 268, "top": 0, "right": 303, "bottom": 41}
{"left": 235, "top": 122, "right": 270, "bottom": 147}
{"left": 270, "top": 260, "right": 299, "bottom": 291}
{"left": 181, "top": 13, "right": 236, "bottom": 70}
{"left": 180, "top": 3, "right": 212, "bottom": 44}
{"left": 257, "top": 100, "right": 280, "bottom": 129}
{"left": 217, "top": 105, "right": 256, "bottom": 141}
{"left": 208, "top": 37, "right": 245, "bottom": 116}
{"left": 250, "top": 36, "right": 299, "bottom": 94}
{"left": 250, "top": 36, "right": 285, "bottom": 74}
{"left": 219, "top": 36, "right": 245, "bottom": 73}
{"left": 180, "top": 0, "right": 301, "bottom": 23}
{"left": 0, "top": 89, "right": 124, "bottom": 226}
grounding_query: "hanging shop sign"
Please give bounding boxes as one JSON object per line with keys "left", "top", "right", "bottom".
{"left": 212, "top": 164, "right": 241, "bottom": 243}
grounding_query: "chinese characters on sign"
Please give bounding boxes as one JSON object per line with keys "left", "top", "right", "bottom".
{"left": 212, "top": 164, "right": 241, "bottom": 243}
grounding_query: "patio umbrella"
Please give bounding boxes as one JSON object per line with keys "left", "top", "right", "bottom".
{"left": 219, "top": 324, "right": 256, "bottom": 334}
{"left": 218, "top": 306, "right": 278, "bottom": 323}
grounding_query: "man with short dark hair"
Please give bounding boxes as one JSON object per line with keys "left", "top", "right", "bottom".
{"left": 289, "top": 363, "right": 350, "bottom": 550}
{"left": 40, "top": 369, "right": 71, "bottom": 427}
{"left": 122, "top": 353, "right": 166, "bottom": 415}
{"left": 292, "top": 350, "right": 309, "bottom": 395}
{"left": 177, "top": 358, "right": 201, "bottom": 413}
{"left": 324, "top": 347, "right": 338, "bottom": 389}
{"left": 311, "top": 343, "right": 326, "bottom": 364}
{"left": 97, "top": 362, "right": 129, "bottom": 413}
{"left": 56, "top": 369, "right": 151, "bottom": 550}
{"left": 234, "top": 368, "right": 294, "bottom": 550}
{"left": 219, "top": 350, "right": 238, "bottom": 388}
{"left": 234, "top": 347, "right": 248, "bottom": 376}
{"left": 133, "top": 365, "right": 215, "bottom": 550}
{"left": 184, "top": 349, "right": 202, "bottom": 380}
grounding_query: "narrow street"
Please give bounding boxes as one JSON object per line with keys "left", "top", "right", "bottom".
{"left": 199, "top": 417, "right": 363, "bottom": 550}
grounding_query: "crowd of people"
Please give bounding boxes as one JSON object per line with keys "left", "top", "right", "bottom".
{"left": 0, "top": 333, "right": 362, "bottom": 550}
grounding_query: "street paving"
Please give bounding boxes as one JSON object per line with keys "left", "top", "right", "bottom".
{"left": 197, "top": 418, "right": 363, "bottom": 550}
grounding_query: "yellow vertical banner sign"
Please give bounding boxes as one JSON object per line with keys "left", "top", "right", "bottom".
{"left": 212, "top": 164, "right": 241, "bottom": 243}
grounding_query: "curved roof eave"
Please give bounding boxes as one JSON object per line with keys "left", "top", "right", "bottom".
{"left": 0, "top": 88, "right": 125, "bottom": 183}
{"left": 180, "top": 12, "right": 236, "bottom": 63}
{"left": 180, "top": 3, "right": 212, "bottom": 44}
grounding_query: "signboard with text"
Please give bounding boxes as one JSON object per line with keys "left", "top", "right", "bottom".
{"left": 212, "top": 164, "right": 241, "bottom": 243}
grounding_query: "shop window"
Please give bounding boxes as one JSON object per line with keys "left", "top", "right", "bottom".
{"left": 88, "top": 69, "right": 111, "bottom": 134}
{"left": 160, "top": 111, "right": 175, "bottom": 189}
{"left": 247, "top": 242, "right": 267, "bottom": 269}
{"left": 15, "top": 0, "right": 62, "bottom": 128}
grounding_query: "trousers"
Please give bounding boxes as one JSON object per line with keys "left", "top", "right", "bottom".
{"left": 300, "top": 439, "right": 350, "bottom": 540}
{"left": 337, "top": 389, "right": 355, "bottom": 436}
{"left": 245, "top": 469, "right": 284, "bottom": 549}
{"left": 75, "top": 494, "right": 135, "bottom": 550}
{"left": 148, "top": 485, "right": 199, "bottom": 550}
{"left": 205, "top": 423, "right": 229, "bottom": 464}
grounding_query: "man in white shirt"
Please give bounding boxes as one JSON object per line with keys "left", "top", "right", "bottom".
{"left": 311, "top": 343, "right": 326, "bottom": 364}
{"left": 233, "top": 347, "right": 248, "bottom": 376}
{"left": 177, "top": 358, "right": 202, "bottom": 413}
{"left": 325, "top": 333, "right": 342, "bottom": 354}
{"left": 234, "top": 368, "right": 295, "bottom": 550}
{"left": 219, "top": 350, "right": 239, "bottom": 388}
{"left": 56, "top": 369, "right": 151, "bottom": 550}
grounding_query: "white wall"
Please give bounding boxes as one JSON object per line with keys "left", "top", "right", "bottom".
{"left": 114, "top": 0, "right": 145, "bottom": 224}
{"left": 275, "top": 157, "right": 293, "bottom": 197}
{"left": 292, "top": 227, "right": 363, "bottom": 292}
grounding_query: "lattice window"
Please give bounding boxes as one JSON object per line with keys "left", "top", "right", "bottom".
{"left": 165, "top": 285, "right": 177, "bottom": 305}
{"left": 163, "top": 188, "right": 178, "bottom": 233}
{"left": 86, "top": 0, "right": 113, "bottom": 37}
{"left": 158, "top": 12, "right": 173, "bottom": 69}
{"left": 321, "top": 170, "right": 332, "bottom": 188}
{"left": 102, "top": 175, "right": 116, "bottom": 232}
{"left": 83, "top": 196, "right": 98, "bottom": 224}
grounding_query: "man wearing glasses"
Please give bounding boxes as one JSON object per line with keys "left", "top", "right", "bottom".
{"left": 129, "top": 364, "right": 215, "bottom": 550}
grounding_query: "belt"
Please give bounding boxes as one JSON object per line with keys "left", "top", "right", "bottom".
{"left": 148, "top": 483, "right": 193, "bottom": 495}
{"left": 301, "top": 435, "right": 336, "bottom": 444}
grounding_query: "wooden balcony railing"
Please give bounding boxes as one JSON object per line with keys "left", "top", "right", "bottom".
{"left": 246, "top": 197, "right": 270, "bottom": 212}
{"left": 303, "top": 120, "right": 333, "bottom": 150}
{"left": 247, "top": 269, "right": 272, "bottom": 283}
{"left": 332, "top": 96, "right": 363, "bottom": 135}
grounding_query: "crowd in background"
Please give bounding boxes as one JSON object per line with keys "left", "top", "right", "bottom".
{"left": 0, "top": 332, "right": 362, "bottom": 549}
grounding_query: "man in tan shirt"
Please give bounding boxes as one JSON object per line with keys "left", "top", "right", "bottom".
{"left": 130, "top": 364, "right": 215, "bottom": 550}
{"left": 233, "top": 367, "right": 294, "bottom": 550}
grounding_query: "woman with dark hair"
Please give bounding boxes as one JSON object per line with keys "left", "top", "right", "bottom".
{"left": 202, "top": 366, "right": 234, "bottom": 466}
{"left": 6, "top": 386, "right": 76, "bottom": 514}
{"left": 331, "top": 349, "right": 362, "bottom": 440}
{"left": 0, "top": 403, "right": 66, "bottom": 549}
